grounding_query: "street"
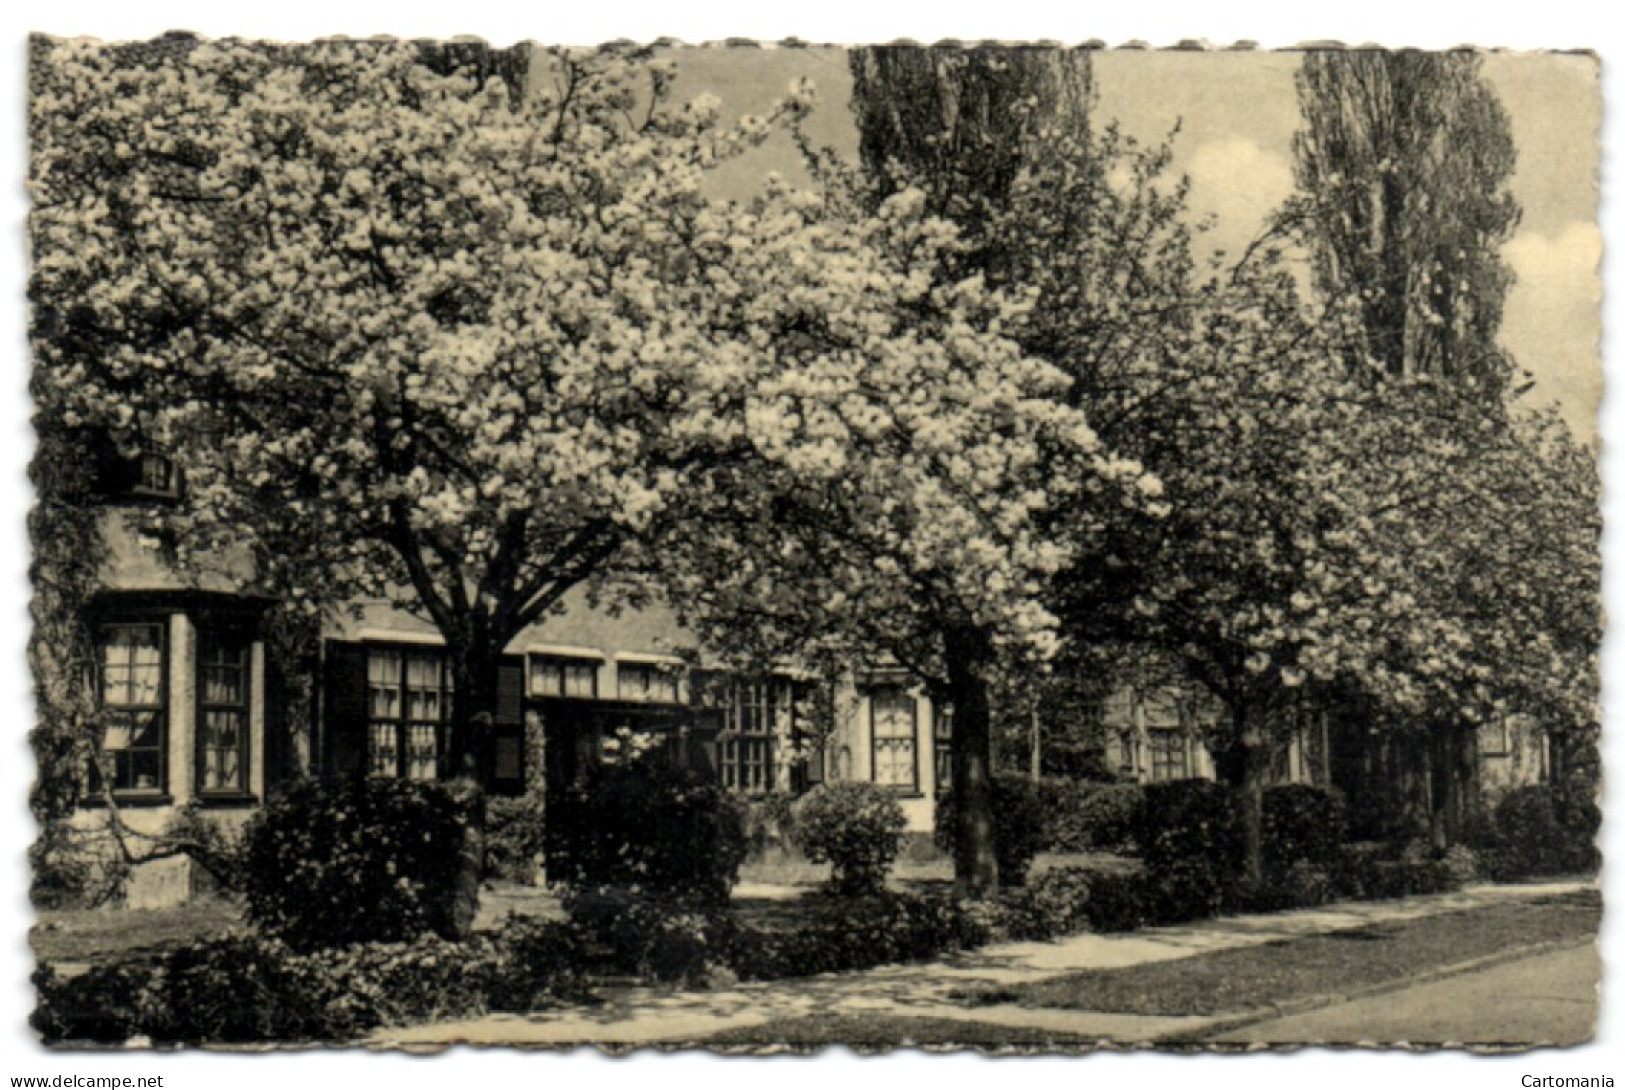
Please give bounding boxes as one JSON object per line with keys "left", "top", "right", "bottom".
{"left": 1211, "top": 941, "right": 1600, "bottom": 1047}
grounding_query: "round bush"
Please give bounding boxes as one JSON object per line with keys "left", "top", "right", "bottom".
{"left": 792, "top": 782, "right": 907, "bottom": 896}
{"left": 547, "top": 757, "right": 747, "bottom": 907}
{"left": 244, "top": 778, "right": 474, "bottom": 952}
{"left": 1046, "top": 781, "right": 1143, "bottom": 853}
{"left": 1262, "top": 784, "right": 1348, "bottom": 871}
{"left": 935, "top": 774, "right": 1049, "bottom": 887}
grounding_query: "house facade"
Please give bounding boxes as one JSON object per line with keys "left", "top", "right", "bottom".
{"left": 62, "top": 449, "right": 1552, "bottom": 906}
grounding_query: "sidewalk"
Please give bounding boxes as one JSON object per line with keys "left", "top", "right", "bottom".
{"left": 376, "top": 879, "right": 1593, "bottom": 1049}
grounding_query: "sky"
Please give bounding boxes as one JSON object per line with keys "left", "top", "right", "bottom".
{"left": 1, "top": 4, "right": 1618, "bottom": 1088}
{"left": 669, "top": 45, "right": 1603, "bottom": 439}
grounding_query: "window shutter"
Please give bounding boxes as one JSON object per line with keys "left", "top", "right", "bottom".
{"left": 322, "top": 641, "right": 369, "bottom": 779}
{"left": 496, "top": 660, "right": 523, "bottom": 725}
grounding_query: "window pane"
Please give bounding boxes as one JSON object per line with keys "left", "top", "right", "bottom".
{"left": 369, "top": 650, "right": 402, "bottom": 719}
{"left": 202, "top": 709, "right": 244, "bottom": 791}
{"left": 406, "top": 724, "right": 439, "bottom": 780}
{"left": 368, "top": 723, "right": 399, "bottom": 777}
{"left": 871, "top": 688, "right": 917, "bottom": 789}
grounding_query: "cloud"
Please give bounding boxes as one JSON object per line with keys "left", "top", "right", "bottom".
{"left": 1183, "top": 136, "right": 1295, "bottom": 257}
{"left": 1500, "top": 221, "right": 1603, "bottom": 439}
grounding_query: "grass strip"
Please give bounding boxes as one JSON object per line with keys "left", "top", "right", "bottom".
{"left": 961, "top": 891, "right": 1599, "bottom": 1017}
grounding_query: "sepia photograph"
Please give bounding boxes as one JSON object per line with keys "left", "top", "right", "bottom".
{"left": 12, "top": 9, "right": 1608, "bottom": 1070}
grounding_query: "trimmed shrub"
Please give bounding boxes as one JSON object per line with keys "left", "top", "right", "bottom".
{"left": 1555, "top": 789, "right": 1602, "bottom": 874}
{"left": 992, "top": 866, "right": 1148, "bottom": 940}
{"left": 547, "top": 758, "right": 748, "bottom": 907}
{"left": 32, "top": 918, "right": 590, "bottom": 1045}
{"left": 935, "top": 775, "right": 1049, "bottom": 887}
{"left": 1491, "top": 785, "right": 1565, "bottom": 878}
{"left": 483, "top": 794, "right": 545, "bottom": 884}
{"left": 1133, "top": 779, "right": 1242, "bottom": 922}
{"left": 243, "top": 778, "right": 473, "bottom": 952}
{"left": 725, "top": 892, "right": 981, "bottom": 980}
{"left": 792, "top": 782, "right": 907, "bottom": 897}
{"left": 1262, "top": 784, "right": 1348, "bottom": 871}
{"left": 1044, "top": 781, "right": 1142, "bottom": 854}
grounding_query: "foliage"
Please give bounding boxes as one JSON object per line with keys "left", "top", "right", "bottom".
{"left": 546, "top": 754, "right": 747, "bottom": 907}
{"left": 1261, "top": 784, "right": 1348, "bottom": 872}
{"left": 1471, "top": 785, "right": 1599, "bottom": 880}
{"left": 482, "top": 793, "right": 545, "bottom": 884}
{"left": 243, "top": 778, "right": 474, "bottom": 952}
{"left": 992, "top": 865, "right": 1147, "bottom": 940}
{"left": 563, "top": 886, "right": 733, "bottom": 987}
{"left": 32, "top": 917, "right": 587, "bottom": 1044}
{"left": 934, "top": 774, "right": 1049, "bottom": 887}
{"left": 791, "top": 782, "right": 908, "bottom": 897}
{"left": 162, "top": 802, "right": 250, "bottom": 894}
{"left": 1042, "top": 780, "right": 1141, "bottom": 853}
{"left": 725, "top": 892, "right": 982, "bottom": 981}
{"left": 29, "top": 821, "right": 127, "bottom": 910}
{"left": 1132, "top": 779, "right": 1243, "bottom": 921}
{"left": 1291, "top": 50, "right": 1520, "bottom": 396}
{"left": 738, "top": 793, "right": 799, "bottom": 859}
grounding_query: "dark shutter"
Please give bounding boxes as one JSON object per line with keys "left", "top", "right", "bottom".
{"left": 496, "top": 659, "right": 523, "bottom": 725}
{"left": 322, "top": 640, "right": 369, "bottom": 781}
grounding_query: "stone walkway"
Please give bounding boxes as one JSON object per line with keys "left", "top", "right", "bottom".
{"left": 376, "top": 879, "right": 1592, "bottom": 1050}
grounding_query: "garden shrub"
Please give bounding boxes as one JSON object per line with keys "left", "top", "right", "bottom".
{"left": 1044, "top": 781, "right": 1142, "bottom": 854}
{"left": 991, "top": 866, "right": 1148, "bottom": 940}
{"left": 792, "top": 782, "right": 907, "bottom": 896}
{"left": 547, "top": 757, "right": 747, "bottom": 907}
{"left": 1261, "top": 784, "right": 1348, "bottom": 871}
{"left": 32, "top": 919, "right": 590, "bottom": 1045}
{"left": 1490, "top": 785, "right": 1565, "bottom": 878}
{"left": 483, "top": 794, "right": 545, "bottom": 884}
{"left": 1133, "top": 779, "right": 1242, "bottom": 922}
{"left": 563, "top": 886, "right": 735, "bottom": 987}
{"left": 725, "top": 892, "right": 980, "bottom": 981}
{"left": 1555, "top": 789, "right": 1602, "bottom": 874}
{"left": 243, "top": 778, "right": 474, "bottom": 952}
{"left": 163, "top": 802, "right": 249, "bottom": 895}
{"left": 934, "top": 774, "right": 1049, "bottom": 887}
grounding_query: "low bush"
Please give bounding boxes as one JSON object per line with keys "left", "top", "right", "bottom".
{"left": 1331, "top": 842, "right": 1462, "bottom": 901}
{"left": 1044, "top": 781, "right": 1141, "bottom": 854}
{"left": 1554, "top": 789, "right": 1602, "bottom": 874}
{"left": 32, "top": 917, "right": 589, "bottom": 1045}
{"left": 1478, "top": 784, "right": 1601, "bottom": 879}
{"left": 547, "top": 756, "right": 748, "bottom": 907}
{"left": 992, "top": 866, "right": 1148, "bottom": 940}
{"left": 935, "top": 775, "right": 1049, "bottom": 887}
{"left": 563, "top": 886, "right": 735, "bottom": 987}
{"left": 29, "top": 821, "right": 126, "bottom": 910}
{"left": 792, "top": 782, "right": 907, "bottom": 897}
{"left": 483, "top": 794, "right": 545, "bottom": 884}
{"left": 725, "top": 892, "right": 981, "bottom": 981}
{"left": 243, "top": 778, "right": 475, "bottom": 952}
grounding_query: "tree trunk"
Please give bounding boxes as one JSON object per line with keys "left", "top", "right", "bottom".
{"left": 443, "top": 624, "right": 505, "bottom": 939}
{"left": 1233, "top": 704, "right": 1267, "bottom": 887}
{"left": 1029, "top": 704, "right": 1042, "bottom": 782}
{"left": 944, "top": 625, "right": 999, "bottom": 899}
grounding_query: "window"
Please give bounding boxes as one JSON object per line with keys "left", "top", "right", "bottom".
{"left": 133, "top": 452, "right": 180, "bottom": 499}
{"left": 1147, "top": 729, "right": 1188, "bottom": 782}
{"left": 199, "top": 637, "right": 250, "bottom": 794}
{"left": 530, "top": 654, "right": 598, "bottom": 698}
{"left": 1481, "top": 718, "right": 1514, "bottom": 757}
{"left": 95, "top": 624, "right": 166, "bottom": 795}
{"left": 367, "top": 648, "right": 452, "bottom": 780}
{"left": 721, "top": 680, "right": 781, "bottom": 794}
{"left": 870, "top": 686, "right": 918, "bottom": 792}
{"left": 933, "top": 702, "right": 954, "bottom": 792}
{"left": 617, "top": 661, "right": 679, "bottom": 703}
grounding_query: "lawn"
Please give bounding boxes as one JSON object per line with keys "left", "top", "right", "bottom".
{"left": 704, "top": 1013, "right": 1108, "bottom": 1051}
{"left": 957, "top": 890, "right": 1600, "bottom": 1017}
